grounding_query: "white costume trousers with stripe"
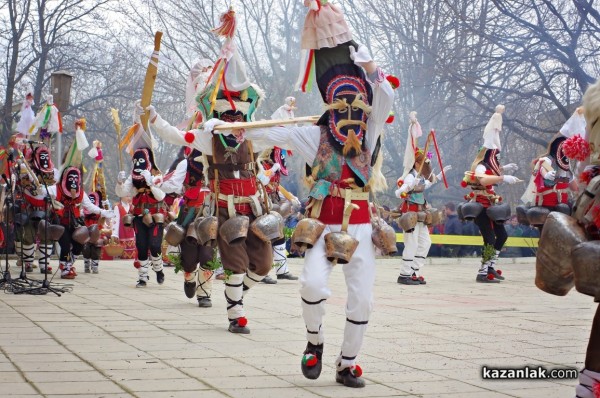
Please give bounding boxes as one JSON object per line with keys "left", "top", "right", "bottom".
{"left": 400, "top": 222, "right": 431, "bottom": 277}
{"left": 300, "top": 223, "right": 375, "bottom": 370}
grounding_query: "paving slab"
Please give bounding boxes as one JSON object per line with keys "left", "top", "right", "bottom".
{"left": 0, "top": 257, "right": 594, "bottom": 398}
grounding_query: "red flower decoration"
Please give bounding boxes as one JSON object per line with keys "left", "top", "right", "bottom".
{"left": 460, "top": 180, "right": 468, "bottom": 188}
{"left": 386, "top": 75, "right": 400, "bottom": 89}
{"left": 563, "top": 134, "right": 591, "bottom": 161}
{"left": 386, "top": 112, "right": 395, "bottom": 124}
{"left": 237, "top": 317, "right": 248, "bottom": 327}
{"left": 351, "top": 365, "right": 363, "bottom": 377}
{"left": 184, "top": 131, "right": 195, "bottom": 144}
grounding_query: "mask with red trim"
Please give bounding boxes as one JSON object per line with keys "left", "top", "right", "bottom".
{"left": 132, "top": 148, "right": 152, "bottom": 181}
{"left": 483, "top": 149, "right": 502, "bottom": 176}
{"left": 32, "top": 145, "right": 56, "bottom": 184}
{"left": 88, "top": 191, "right": 100, "bottom": 206}
{"left": 60, "top": 167, "right": 82, "bottom": 198}
{"left": 549, "top": 136, "right": 569, "bottom": 171}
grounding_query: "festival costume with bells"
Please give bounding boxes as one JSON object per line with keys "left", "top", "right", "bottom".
{"left": 395, "top": 112, "right": 450, "bottom": 285}
{"left": 150, "top": 9, "right": 275, "bottom": 334}
{"left": 459, "top": 105, "right": 520, "bottom": 283}
{"left": 257, "top": 99, "right": 301, "bottom": 283}
{"left": 534, "top": 80, "right": 600, "bottom": 398}
{"left": 48, "top": 120, "right": 114, "bottom": 279}
{"left": 518, "top": 108, "right": 585, "bottom": 228}
{"left": 10, "top": 94, "right": 62, "bottom": 274}
{"left": 162, "top": 149, "right": 215, "bottom": 308}
{"left": 228, "top": 2, "right": 395, "bottom": 387}
{"left": 115, "top": 111, "right": 172, "bottom": 288}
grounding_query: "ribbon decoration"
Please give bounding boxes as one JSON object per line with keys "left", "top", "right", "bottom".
{"left": 430, "top": 129, "right": 448, "bottom": 188}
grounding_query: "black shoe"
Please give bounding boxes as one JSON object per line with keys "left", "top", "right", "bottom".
{"left": 488, "top": 268, "right": 505, "bottom": 280}
{"left": 476, "top": 274, "right": 500, "bottom": 283}
{"left": 136, "top": 279, "right": 147, "bottom": 288}
{"left": 301, "top": 342, "right": 323, "bottom": 380}
{"left": 277, "top": 272, "right": 298, "bottom": 280}
{"left": 228, "top": 318, "right": 250, "bottom": 334}
{"left": 397, "top": 275, "right": 420, "bottom": 285}
{"left": 336, "top": 367, "right": 366, "bottom": 388}
{"left": 261, "top": 275, "right": 277, "bottom": 284}
{"left": 184, "top": 281, "right": 197, "bottom": 298}
{"left": 197, "top": 296, "right": 212, "bottom": 308}
{"left": 156, "top": 270, "right": 165, "bottom": 285}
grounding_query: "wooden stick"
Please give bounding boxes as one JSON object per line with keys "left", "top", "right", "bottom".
{"left": 213, "top": 115, "right": 320, "bottom": 131}
{"left": 140, "top": 32, "right": 163, "bottom": 133}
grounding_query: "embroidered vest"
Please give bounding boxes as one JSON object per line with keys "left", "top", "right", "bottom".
{"left": 406, "top": 170, "right": 425, "bottom": 205}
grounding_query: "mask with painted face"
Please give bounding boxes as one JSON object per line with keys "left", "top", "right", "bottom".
{"left": 271, "top": 147, "right": 289, "bottom": 176}
{"left": 132, "top": 148, "right": 152, "bottom": 181}
{"left": 88, "top": 192, "right": 100, "bottom": 206}
{"left": 32, "top": 145, "right": 56, "bottom": 184}
{"left": 60, "top": 167, "right": 82, "bottom": 198}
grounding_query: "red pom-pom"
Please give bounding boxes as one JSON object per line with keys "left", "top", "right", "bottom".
{"left": 133, "top": 260, "right": 141, "bottom": 269}
{"left": 237, "top": 317, "right": 248, "bottom": 327}
{"left": 496, "top": 269, "right": 502, "bottom": 276}
{"left": 498, "top": 197, "right": 503, "bottom": 202}
{"left": 469, "top": 192, "right": 475, "bottom": 198}
{"left": 397, "top": 179, "right": 404, "bottom": 188}
{"left": 386, "top": 75, "right": 400, "bottom": 89}
{"left": 460, "top": 180, "right": 468, "bottom": 188}
{"left": 563, "top": 134, "right": 591, "bottom": 161}
{"left": 486, "top": 273, "right": 495, "bottom": 280}
{"left": 593, "top": 381, "right": 600, "bottom": 398}
{"left": 303, "top": 354, "right": 317, "bottom": 367}
{"left": 470, "top": 175, "right": 476, "bottom": 181}
{"left": 184, "top": 131, "right": 195, "bottom": 144}
{"left": 464, "top": 195, "right": 469, "bottom": 200}
{"left": 386, "top": 112, "right": 395, "bottom": 124}
{"left": 351, "top": 365, "right": 363, "bottom": 377}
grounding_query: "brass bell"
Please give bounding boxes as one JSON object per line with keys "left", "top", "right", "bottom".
{"left": 526, "top": 206, "right": 550, "bottom": 226}
{"left": 37, "top": 219, "right": 65, "bottom": 241}
{"left": 72, "top": 225, "right": 91, "bottom": 244}
{"left": 250, "top": 211, "right": 284, "bottom": 243}
{"left": 164, "top": 222, "right": 185, "bottom": 246}
{"left": 122, "top": 213, "right": 134, "bottom": 227}
{"left": 219, "top": 216, "right": 249, "bottom": 246}
{"left": 324, "top": 231, "right": 359, "bottom": 265}
{"left": 196, "top": 216, "right": 218, "bottom": 247}
{"left": 535, "top": 212, "right": 587, "bottom": 296}
{"left": 291, "top": 218, "right": 325, "bottom": 254}
{"left": 371, "top": 218, "right": 397, "bottom": 256}
{"left": 152, "top": 213, "right": 165, "bottom": 225}
{"left": 88, "top": 224, "right": 101, "bottom": 244}
{"left": 142, "top": 212, "right": 153, "bottom": 227}
{"left": 428, "top": 208, "right": 441, "bottom": 226}
{"left": 572, "top": 241, "right": 600, "bottom": 301}
{"left": 398, "top": 212, "right": 417, "bottom": 232}
{"left": 185, "top": 222, "right": 199, "bottom": 245}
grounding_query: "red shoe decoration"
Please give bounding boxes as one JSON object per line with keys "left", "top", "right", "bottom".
{"left": 496, "top": 269, "right": 502, "bottom": 276}
{"left": 133, "top": 260, "right": 141, "bottom": 269}
{"left": 486, "top": 273, "right": 495, "bottom": 281}
{"left": 302, "top": 353, "right": 318, "bottom": 367}
{"left": 350, "top": 364, "right": 363, "bottom": 377}
{"left": 237, "top": 317, "right": 248, "bottom": 327}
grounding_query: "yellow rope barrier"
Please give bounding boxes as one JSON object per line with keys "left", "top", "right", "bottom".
{"left": 395, "top": 234, "right": 538, "bottom": 248}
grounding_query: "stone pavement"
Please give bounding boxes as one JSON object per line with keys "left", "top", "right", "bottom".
{"left": 0, "top": 257, "right": 594, "bottom": 398}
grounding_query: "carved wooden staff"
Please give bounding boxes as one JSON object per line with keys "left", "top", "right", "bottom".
{"left": 140, "top": 32, "right": 163, "bottom": 134}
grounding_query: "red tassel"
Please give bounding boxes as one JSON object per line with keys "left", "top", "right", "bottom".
{"left": 386, "top": 75, "right": 400, "bottom": 89}
{"left": 460, "top": 180, "right": 468, "bottom": 188}
{"left": 237, "top": 317, "right": 247, "bottom": 327}
{"left": 184, "top": 131, "right": 195, "bottom": 144}
{"left": 212, "top": 8, "right": 236, "bottom": 39}
{"left": 386, "top": 113, "right": 395, "bottom": 124}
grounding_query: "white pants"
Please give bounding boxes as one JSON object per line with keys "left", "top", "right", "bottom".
{"left": 400, "top": 222, "right": 431, "bottom": 277}
{"left": 272, "top": 243, "right": 289, "bottom": 275}
{"left": 300, "top": 223, "right": 375, "bottom": 370}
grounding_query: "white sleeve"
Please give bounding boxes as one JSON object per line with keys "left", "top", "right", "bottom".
{"left": 46, "top": 185, "right": 57, "bottom": 197}
{"left": 149, "top": 186, "right": 166, "bottom": 201}
{"left": 403, "top": 173, "right": 417, "bottom": 190}
{"left": 82, "top": 193, "right": 102, "bottom": 214}
{"left": 111, "top": 206, "right": 120, "bottom": 237}
{"left": 161, "top": 159, "right": 187, "bottom": 194}
{"left": 242, "top": 125, "right": 321, "bottom": 165}
{"left": 115, "top": 176, "right": 137, "bottom": 198}
{"left": 365, "top": 68, "right": 395, "bottom": 153}
{"left": 152, "top": 115, "right": 212, "bottom": 155}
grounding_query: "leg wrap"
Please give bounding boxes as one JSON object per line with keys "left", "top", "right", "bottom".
{"left": 242, "top": 270, "right": 263, "bottom": 296}
{"left": 150, "top": 255, "right": 163, "bottom": 272}
{"left": 84, "top": 258, "right": 91, "bottom": 272}
{"left": 22, "top": 243, "right": 35, "bottom": 267}
{"left": 575, "top": 369, "right": 600, "bottom": 398}
{"left": 138, "top": 258, "right": 150, "bottom": 280}
{"left": 224, "top": 273, "right": 244, "bottom": 320}
{"left": 272, "top": 244, "right": 288, "bottom": 275}
{"left": 301, "top": 296, "right": 326, "bottom": 346}
{"left": 38, "top": 243, "right": 53, "bottom": 271}
{"left": 196, "top": 267, "right": 214, "bottom": 298}
{"left": 91, "top": 259, "right": 99, "bottom": 273}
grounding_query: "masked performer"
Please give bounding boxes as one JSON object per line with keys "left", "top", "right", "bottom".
{"left": 149, "top": 9, "right": 277, "bottom": 334}
{"left": 395, "top": 112, "right": 450, "bottom": 285}
{"left": 12, "top": 142, "right": 56, "bottom": 274}
{"left": 206, "top": 3, "right": 395, "bottom": 387}
{"left": 48, "top": 120, "right": 113, "bottom": 279}
{"left": 116, "top": 139, "right": 173, "bottom": 287}
{"left": 520, "top": 108, "right": 585, "bottom": 227}
{"left": 460, "top": 105, "right": 520, "bottom": 283}
{"left": 82, "top": 191, "right": 108, "bottom": 274}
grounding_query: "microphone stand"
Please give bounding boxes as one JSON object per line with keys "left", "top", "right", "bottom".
{"left": 14, "top": 143, "right": 71, "bottom": 296}
{"left": 0, "top": 160, "right": 30, "bottom": 291}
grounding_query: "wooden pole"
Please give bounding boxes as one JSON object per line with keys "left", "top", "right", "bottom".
{"left": 213, "top": 115, "right": 319, "bottom": 131}
{"left": 140, "top": 32, "right": 163, "bottom": 133}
